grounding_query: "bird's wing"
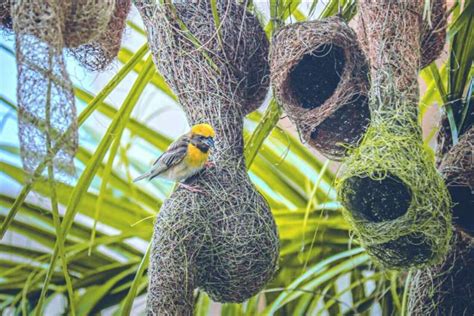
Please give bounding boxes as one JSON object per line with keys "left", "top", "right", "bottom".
{"left": 151, "top": 134, "right": 190, "bottom": 174}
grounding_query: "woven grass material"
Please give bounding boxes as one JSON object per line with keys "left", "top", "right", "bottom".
{"left": 270, "top": 17, "right": 370, "bottom": 160}
{"left": 439, "top": 126, "right": 473, "bottom": 235}
{"left": 357, "top": 0, "right": 446, "bottom": 69}
{"left": 408, "top": 230, "right": 474, "bottom": 315}
{"left": 135, "top": 0, "right": 279, "bottom": 314}
{"left": 70, "top": 0, "right": 131, "bottom": 71}
{"left": 338, "top": 0, "right": 452, "bottom": 269}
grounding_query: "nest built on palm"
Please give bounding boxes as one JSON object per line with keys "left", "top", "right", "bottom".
{"left": 270, "top": 17, "right": 370, "bottom": 160}
{"left": 135, "top": 0, "right": 279, "bottom": 314}
{"left": 338, "top": 0, "right": 452, "bottom": 269}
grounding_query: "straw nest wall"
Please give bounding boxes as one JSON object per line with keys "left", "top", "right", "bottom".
{"left": 338, "top": 0, "right": 452, "bottom": 269}
{"left": 270, "top": 17, "right": 370, "bottom": 160}
{"left": 357, "top": 0, "right": 447, "bottom": 69}
{"left": 7, "top": 0, "right": 129, "bottom": 178}
{"left": 408, "top": 230, "right": 474, "bottom": 315}
{"left": 439, "top": 126, "right": 473, "bottom": 236}
{"left": 135, "top": 0, "right": 279, "bottom": 314}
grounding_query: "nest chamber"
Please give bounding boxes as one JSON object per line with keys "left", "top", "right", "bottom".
{"left": 270, "top": 16, "right": 370, "bottom": 160}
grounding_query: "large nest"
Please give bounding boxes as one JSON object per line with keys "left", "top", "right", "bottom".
{"left": 338, "top": 0, "right": 452, "bottom": 269}
{"left": 408, "top": 230, "right": 474, "bottom": 315}
{"left": 357, "top": 0, "right": 447, "bottom": 69}
{"left": 135, "top": 0, "right": 279, "bottom": 314}
{"left": 270, "top": 17, "right": 370, "bottom": 160}
{"left": 439, "top": 126, "right": 474, "bottom": 236}
{"left": 70, "top": 0, "right": 131, "bottom": 71}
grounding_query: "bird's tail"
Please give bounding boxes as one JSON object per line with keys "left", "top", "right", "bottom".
{"left": 133, "top": 172, "right": 151, "bottom": 183}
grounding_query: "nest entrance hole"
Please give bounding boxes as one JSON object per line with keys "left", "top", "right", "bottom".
{"left": 342, "top": 173, "right": 412, "bottom": 222}
{"left": 289, "top": 44, "right": 345, "bottom": 109}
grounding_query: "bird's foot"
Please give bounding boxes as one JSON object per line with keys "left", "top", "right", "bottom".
{"left": 204, "top": 161, "right": 215, "bottom": 168}
{"left": 178, "top": 183, "right": 205, "bottom": 194}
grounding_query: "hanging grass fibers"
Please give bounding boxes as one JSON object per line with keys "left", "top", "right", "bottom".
{"left": 338, "top": 0, "right": 452, "bottom": 269}
{"left": 270, "top": 17, "right": 370, "bottom": 160}
{"left": 135, "top": 0, "right": 278, "bottom": 314}
{"left": 70, "top": 0, "right": 131, "bottom": 71}
{"left": 408, "top": 230, "right": 474, "bottom": 315}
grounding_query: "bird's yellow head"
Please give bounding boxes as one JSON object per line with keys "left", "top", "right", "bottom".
{"left": 191, "top": 123, "right": 215, "bottom": 138}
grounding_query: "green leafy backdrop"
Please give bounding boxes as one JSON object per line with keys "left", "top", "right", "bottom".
{"left": 0, "top": 0, "right": 472, "bottom": 315}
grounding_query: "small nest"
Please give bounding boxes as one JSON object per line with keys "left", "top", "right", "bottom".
{"left": 357, "top": 0, "right": 446, "bottom": 69}
{"left": 270, "top": 17, "right": 370, "bottom": 160}
{"left": 420, "top": 0, "right": 447, "bottom": 68}
{"left": 408, "top": 230, "right": 474, "bottom": 315}
{"left": 70, "top": 0, "right": 131, "bottom": 71}
{"left": 338, "top": 1, "right": 452, "bottom": 269}
{"left": 0, "top": 0, "right": 12, "bottom": 32}
{"left": 136, "top": 1, "right": 278, "bottom": 314}
{"left": 439, "top": 127, "right": 474, "bottom": 236}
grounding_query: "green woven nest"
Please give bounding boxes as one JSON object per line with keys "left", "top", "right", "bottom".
{"left": 338, "top": 113, "right": 452, "bottom": 269}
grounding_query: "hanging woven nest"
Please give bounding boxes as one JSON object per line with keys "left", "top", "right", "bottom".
{"left": 70, "top": 0, "right": 131, "bottom": 71}
{"left": 135, "top": 0, "right": 278, "bottom": 314}
{"left": 270, "top": 17, "right": 370, "bottom": 160}
{"left": 439, "top": 126, "right": 474, "bottom": 236}
{"left": 408, "top": 230, "right": 474, "bottom": 315}
{"left": 338, "top": 0, "right": 452, "bottom": 269}
{"left": 10, "top": 0, "right": 122, "bottom": 178}
{"left": 357, "top": 0, "right": 447, "bottom": 69}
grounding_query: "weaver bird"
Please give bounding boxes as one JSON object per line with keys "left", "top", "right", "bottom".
{"left": 133, "top": 123, "right": 215, "bottom": 192}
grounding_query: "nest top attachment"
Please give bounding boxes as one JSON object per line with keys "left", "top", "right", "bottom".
{"left": 140, "top": 0, "right": 270, "bottom": 117}
{"left": 270, "top": 16, "right": 370, "bottom": 160}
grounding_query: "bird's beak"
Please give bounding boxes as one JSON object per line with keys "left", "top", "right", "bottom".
{"left": 205, "top": 137, "right": 215, "bottom": 149}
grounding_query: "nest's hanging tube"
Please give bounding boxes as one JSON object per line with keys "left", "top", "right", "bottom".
{"left": 135, "top": 1, "right": 279, "bottom": 314}
{"left": 270, "top": 17, "right": 370, "bottom": 160}
{"left": 338, "top": 0, "right": 452, "bottom": 269}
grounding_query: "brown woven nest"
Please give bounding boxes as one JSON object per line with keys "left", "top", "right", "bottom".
{"left": 70, "top": 0, "right": 131, "bottom": 71}
{"left": 439, "top": 126, "right": 474, "bottom": 236}
{"left": 338, "top": 0, "right": 452, "bottom": 269}
{"left": 357, "top": 0, "right": 446, "bottom": 69}
{"left": 270, "top": 17, "right": 370, "bottom": 160}
{"left": 408, "top": 230, "right": 474, "bottom": 315}
{"left": 135, "top": 0, "right": 278, "bottom": 314}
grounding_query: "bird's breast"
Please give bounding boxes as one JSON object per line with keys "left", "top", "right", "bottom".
{"left": 185, "top": 143, "right": 209, "bottom": 167}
